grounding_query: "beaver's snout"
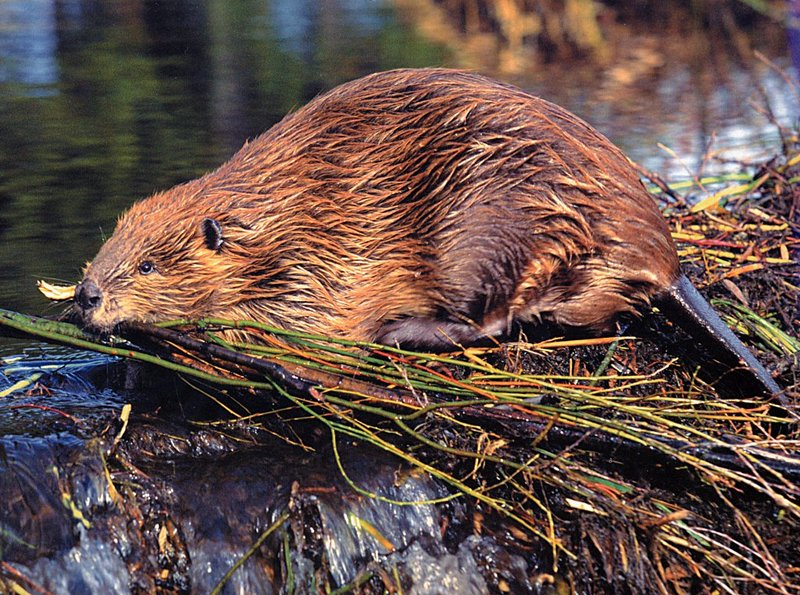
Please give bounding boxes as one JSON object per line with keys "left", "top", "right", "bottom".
{"left": 75, "top": 279, "right": 103, "bottom": 313}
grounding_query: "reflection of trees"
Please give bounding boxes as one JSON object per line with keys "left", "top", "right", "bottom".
{"left": 0, "top": 0, "right": 215, "bottom": 307}
{"left": 434, "top": 0, "right": 606, "bottom": 62}
{"left": 396, "top": 0, "right": 788, "bottom": 72}
{"left": 0, "top": 0, "right": 448, "bottom": 313}
{"left": 392, "top": 0, "right": 793, "bottom": 183}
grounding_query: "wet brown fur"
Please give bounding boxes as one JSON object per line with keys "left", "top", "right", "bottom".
{"left": 77, "top": 68, "right": 680, "bottom": 349}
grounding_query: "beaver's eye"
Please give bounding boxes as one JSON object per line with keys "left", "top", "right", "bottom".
{"left": 138, "top": 261, "right": 155, "bottom": 275}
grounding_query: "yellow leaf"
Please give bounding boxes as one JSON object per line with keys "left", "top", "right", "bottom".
{"left": 37, "top": 280, "right": 76, "bottom": 301}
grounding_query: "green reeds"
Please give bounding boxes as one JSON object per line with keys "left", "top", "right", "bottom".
{"left": 713, "top": 298, "right": 800, "bottom": 357}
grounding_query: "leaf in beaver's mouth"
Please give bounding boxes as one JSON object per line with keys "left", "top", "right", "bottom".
{"left": 37, "top": 280, "right": 76, "bottom": 301}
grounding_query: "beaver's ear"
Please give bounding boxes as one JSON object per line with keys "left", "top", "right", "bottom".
{"left": 202, "top": 218, "right": 224, "bottom": 251}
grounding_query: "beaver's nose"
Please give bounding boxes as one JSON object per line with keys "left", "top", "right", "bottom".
{"left": 75, "top": 279, "right": 103, "bottom": 312}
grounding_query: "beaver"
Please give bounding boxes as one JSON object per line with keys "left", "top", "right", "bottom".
{"left": 73, "top": 68, "right": 780, "bottom": 396}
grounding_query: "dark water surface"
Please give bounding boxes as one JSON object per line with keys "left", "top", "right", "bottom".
{"left": 0, "top": 0, "right": 797, "bottom": 319}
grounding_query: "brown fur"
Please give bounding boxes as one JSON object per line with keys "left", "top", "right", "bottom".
{"left": 75, "top": 68, "right": 680, "bottom": 349}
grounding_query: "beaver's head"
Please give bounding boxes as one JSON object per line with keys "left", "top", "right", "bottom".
{"left": 73, "top": 187, "right": 255, "bottom": 332}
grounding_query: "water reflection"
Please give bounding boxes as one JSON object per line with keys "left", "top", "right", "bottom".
{"left": 0, "top": 0, "right": 59, "bottom": 90}
{"left": 270, "top": 0, "right": 387, "bottom": 56}
{"left": 788, "top": 1, "right": 800, "bottom": 78}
